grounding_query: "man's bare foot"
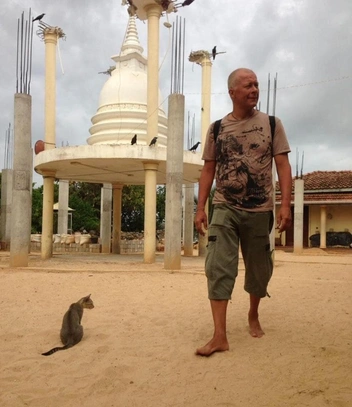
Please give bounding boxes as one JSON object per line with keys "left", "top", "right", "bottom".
{"left": 248, "top": 313, "right": 265, "bottom": 338}
{"left": 195, "top": 337, "right": 229, "bottom": 357}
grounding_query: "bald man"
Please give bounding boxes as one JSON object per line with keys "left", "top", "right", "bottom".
{"left": 195, "top": 68, "right": 292, "bottom": 356}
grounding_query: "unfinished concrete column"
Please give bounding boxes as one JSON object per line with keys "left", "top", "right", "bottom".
{"left": 183, "top": 184, "right": 194, "bottom": 256}
{"left": 10, "top": 94, "right": 32, "bottom": 267}
{"left": 112, "top": 184, "right": 123, "bottom": 254}
{"left": 0, "top": 169, "right": 13, "bottom": 250}
{"left": 100, "top": 183, "right": 112, "bottom": 254}
{"left": 58, "top": 180, "right": 69, "bottom": 234}
{"left": 164, "top": 93, "right": 184, "bottom": 270}
{"left": 143, "top": 162, "right": 159, "bottom": 263}
{"left": 293, "top": 179, "right": 304, "bottom": 254}
{"left": 320, "top": 205, "right": 327, "bottom": 249}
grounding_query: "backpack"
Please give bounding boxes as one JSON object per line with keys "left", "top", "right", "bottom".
{"left": 213, "top": 115, "right": 276, "bottom": 142}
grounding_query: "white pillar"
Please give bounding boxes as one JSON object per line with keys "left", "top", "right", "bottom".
{"left": 293, "top": 179, "right": 304, "bottom": 254}
{"left": 143, "top": 162, "right": 158, "bottom": 263}
{"left": 142, "top": 4, "right": 162, "bottom": 264}
{"left": 58, "top": 180, "right": 69, "bottom": 234}
{"left": 100, "top": 183, "right": 112, "bottom": 254}
{"left": 41, "top": 173, "right": 55, "bottom": 259}
{"left": 10, "top": 94, "right": 32, "bottom": 267}
{"left": 198, "top": 55, "right": 212, "bottom": 257}
{"left": 164, "top": 94, "right": 184, "bottom": 270}
{"left": 41, "top": 28, "right": 61, "bottom": 259}
{"left": 183, "top": 184, "right": 194, "bottom": 256}
{"left": 320, "top": 205, "right": 327, "bottom": 249}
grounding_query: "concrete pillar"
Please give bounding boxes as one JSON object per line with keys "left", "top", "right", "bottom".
{"left": 320, "top": 205, "right": 327, "bottom": 249}
{"left": 112, "top": 184, "right": 123, "bottom": 254}
{"left": 100, "top": 183, "right": 112, "bottom": 254}
{"left": 41, "top": 173, "right": 55, "bottom": 259}
{"left": 198, "top": 55, "right": 212, "bottom": 257}
{"left": 293, "top": 179, "right": 304, "bottom": 254}
{"left": 145, "top": 4, "right": 161, "bottom": 145}
{"left": 40, "top": 28, "right": 62, "bottom": 259}
{"left": 270, "top": 163, "right": 277, "bottom": 252}
{"left": 143, "top": 162, "right": 159, "bottom": 263}
{"left": 142, "top": 4, "right": 161, "bottom": 264}
{"left": 0, "top": 169, "right": 13, "bottom": 249}
{"left": 9, "top": 94, "right": 32, "bottom": 267}
{"left": 183, "top": 184, "right": 194, "bottom": 256}
{"left": 164, "top": 94, "right": 184, "bottom": 270}
{"left": 58, "top": 180, "right": 69, "bottom": 234}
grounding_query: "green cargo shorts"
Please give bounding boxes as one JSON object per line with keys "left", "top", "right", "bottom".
{"left": 205, "top": 203, "right": 273, "bottom": 300}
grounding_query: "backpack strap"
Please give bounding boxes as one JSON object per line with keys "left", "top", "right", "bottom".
{"left": 269, "top": 115, "right": 276, "bottom": 139}
{"left": 213, "top": 119, "right": 222, "bottom": 142}
{"left": 213, "top": 115, "right": 276, "bottom": 142}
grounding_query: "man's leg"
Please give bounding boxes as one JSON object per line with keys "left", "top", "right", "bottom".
{"left": 248, "top": 294, "right": 265, "bottom": 338}
{"left": 196, "top": 299, "right": 230, "bottom": 356}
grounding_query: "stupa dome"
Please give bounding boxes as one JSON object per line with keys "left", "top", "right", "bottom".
{"left": 88, "top": 16, "right": 167, "bottom": 146}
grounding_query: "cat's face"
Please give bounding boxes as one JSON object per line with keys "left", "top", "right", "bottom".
{"left": 81, "top": 294, "right": 94, "bottom": 309}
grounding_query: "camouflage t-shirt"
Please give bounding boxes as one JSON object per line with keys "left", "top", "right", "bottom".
{"left": 202, "top": 110, "right": 291, "bottom": 212}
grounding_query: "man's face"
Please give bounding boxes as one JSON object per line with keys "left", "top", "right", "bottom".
{"left": 229, "top": 71, "right": 259, "bottom": 110}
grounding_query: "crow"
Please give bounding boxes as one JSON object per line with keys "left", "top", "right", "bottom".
{"left": 189, "top": 141, "right": 201, "bottom": 152}
{"left": 32, "top": 13, "right": 45, "bottom": 22}
{"left": 131, "top": 134, "right": 137, "bottom": 145}
{"left": 182, "top": 0, "right": 195, "bottom": 6}
{"left": 212, "top": 46, "right": 217, "bottom": 60}
{"left": 149, "top": 136, "right": 158, "bottom": 146}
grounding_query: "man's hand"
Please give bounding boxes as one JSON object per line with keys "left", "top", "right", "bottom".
{"left": 194, "top": 209, "right": 208, "bottom": 236}
{"left": 276, "top": 206, "right": 292, "bottom": 233}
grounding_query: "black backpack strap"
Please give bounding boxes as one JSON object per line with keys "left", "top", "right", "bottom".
{"left": 213, "top": 119, "right": 222, "bottom": 142}
{"left": 269, "top": 115, "right": 276, "bottom": 139}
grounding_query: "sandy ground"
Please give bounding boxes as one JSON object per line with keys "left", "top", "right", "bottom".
{"left": 0, "top": 249, "right": 351, "bottom": 407}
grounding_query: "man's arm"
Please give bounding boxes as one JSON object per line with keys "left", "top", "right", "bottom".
{"left": 274, "top": 153, "right": 292, "bottom": 232}
{"left": 194, "top": 160, "right": 216, "bottom": 236}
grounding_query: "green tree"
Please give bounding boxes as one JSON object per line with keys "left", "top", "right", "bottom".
{"left": 68, "top": 182, "right": 101, "bottom": 233}
{"left": 121, "top": 185, "right": 145, "bottom": 231}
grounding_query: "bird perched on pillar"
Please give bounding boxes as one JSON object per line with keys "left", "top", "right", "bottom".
{"left": 212, "top": 46, "right": 217, "bottom": 60}
{"left": 131, "top": 134, "right": 137, "bottom": 145}
{"left": 32, "top": 13, "right": 45, "bottom": 22}
{"left": 149, "top": 137, "right": 158, "bottom": 146}
{"left": 189, "top": 141, "right": 201, "bottom": 152}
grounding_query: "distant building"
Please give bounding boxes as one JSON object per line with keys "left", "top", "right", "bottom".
{"left": 275, "top": 171, "right": 352, "bottom": 248}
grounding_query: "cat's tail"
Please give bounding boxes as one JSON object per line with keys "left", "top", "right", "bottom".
{"left": 41, "top": 343, "right": 72, "bottom": 356}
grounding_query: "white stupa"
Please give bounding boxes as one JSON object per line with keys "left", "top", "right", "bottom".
{"left": 88, "top": 16, "right": 167, "bottom": 147}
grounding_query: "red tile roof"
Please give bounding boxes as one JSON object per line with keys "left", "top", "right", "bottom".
{"left": 275, "top": 171, "right": 352, "bottom": 203}
{"left": 276, "top": 170, "right": 352, "bottom": 192}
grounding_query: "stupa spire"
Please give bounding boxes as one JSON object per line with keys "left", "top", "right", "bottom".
{"left": 121, "top": 15, "right": 143, "bottom": 56}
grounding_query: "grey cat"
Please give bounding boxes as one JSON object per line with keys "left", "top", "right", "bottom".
{"left": 42, "top": 294, "right": 94, "bottom": 356}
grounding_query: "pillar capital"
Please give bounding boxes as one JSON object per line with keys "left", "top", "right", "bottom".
{"left": 112, "top": 183, "right": 124, "bottom": 190}
{"left": 43, "top": 27, "right": 65, "bottom": 44}
{"left": 145, "top": 3, "right": 162, "bottom": 18}
{"left": 42, "top": 170, "right": 56, "bottom": 178}
{"left": 143, "top": 161, "right": 159, "bottom": 171}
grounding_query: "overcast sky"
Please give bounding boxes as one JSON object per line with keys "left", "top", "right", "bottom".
{"left": 1, "top": 0, "right": 351, "bottom": 186}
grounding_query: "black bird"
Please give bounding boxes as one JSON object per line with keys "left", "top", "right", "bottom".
{"left": 149, "top": 136, "right": 158, "bottom": 146}
{"left": 212, "top": 46, "right": 217, "bottom": 60}
{"left": 131, "top": 134, "right": 137, "bottom": 145}
{"left": 189, "top": 141, "right": 201, "bottom": 152}
{"left": 32, "top": 13, "right": 45, "bottom": 22}
{"left": 182, "top": 0, "right": 195, "bottom": 6}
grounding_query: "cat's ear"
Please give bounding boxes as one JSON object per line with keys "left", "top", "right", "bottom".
{"left": 86, "top": 294, "right": 91, "bottom": 299}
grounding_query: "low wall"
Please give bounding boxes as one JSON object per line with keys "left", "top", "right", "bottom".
{"left": 27, "top": 240, "right": 145, "bottom": 254}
